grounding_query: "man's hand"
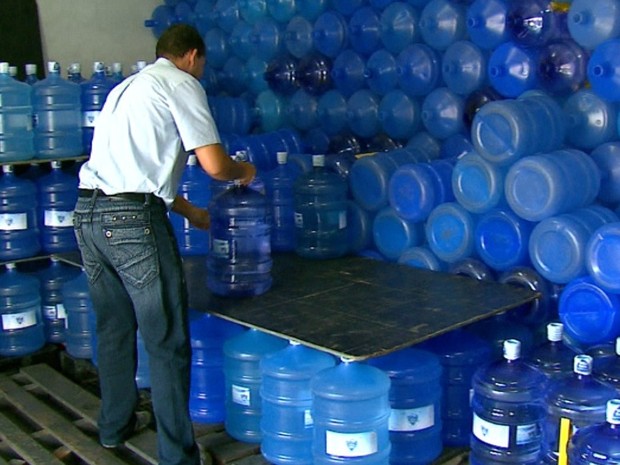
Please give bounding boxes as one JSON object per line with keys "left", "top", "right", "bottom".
{"left": 171, "top": 195, "right": 210, "bottom": 230}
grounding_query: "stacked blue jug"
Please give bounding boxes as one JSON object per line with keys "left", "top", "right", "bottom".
{"left": 526, "top": 322, "right": 576, "bottom": 380}
{"left": 592, "top": 337, "right": 620, "bottom": 395}
{"left": 80, "top": 61, "right": 114, "bottom": 154}
{"left": 568, "top": 398, "right": 620, "bottom": 465}
{"left": 264, "top": 151, "right": 296, "bottom": 252}
{"left": 0, "top": 61, "right": 35, "bottom": 162}
{"left": 62, "top": 269, "right": 95, "bottom": 359}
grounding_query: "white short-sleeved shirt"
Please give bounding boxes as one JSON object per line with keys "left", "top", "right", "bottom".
{"left": 78, "top": 57, "right": 220, "bottom": 207}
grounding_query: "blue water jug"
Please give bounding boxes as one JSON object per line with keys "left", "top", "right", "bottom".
{"left": 0, "top": 62, "right": 34, "bottom": 162}
{"left": 560, "top": 275, "right": 620, "bottom": 346}
{"left": 378, "top": 90, "right": 420, "bottom": 140}
{"left": 529, "top": 205, "right": 617, "bottom": 284}
{"left": 207, "top": 183, "right": 272, "bottom": 297}
{"left": 203, "top": 28, "right": 228, "bottom": 69}
{"left": 526, "top": 322, "right": 576, "bottom": 380}
{"left": 380, "top": 2, "right": 419, "bottom": 55}
{"left": 418, "top": 0, "right": 467, "bottom": 51}
{"left": 169, "top": 154, "right": 211, "bottom": 256}
{"left": 0, "top": 263, "right": 45, "bottom": 357}
{"left": 287, "top": 89, "right": 318, "bottom": 132}
{"left": 449, "top": 257, "right": 495, "bottom": 281}
{"left": 239, "top": 0, "right": 266, "bottom": 24}
{"left": 312, "top": 10, "right": 349, "bottom": 58}
{"left": 265, "top": 151, "right": 296, "bottom": 252}
{"left": 260, "top": 342, "right": 337, "bottom": 465}
{"left": 32, "top": 61, "right": 83, "bottom": 159}
{"left": 469, "top": 314, "right": 535, "bottom": 361}
{"left": 62, "top": 269, "right": 95, "bottom": 359}
{"left": 317, "top": 90, "right": 348, "bottom": 136}
{"left": 254, "top": 90, "right": 285, "bottom": 132}
{"left": 297, "top": 53, "right": 332, "bottom": 95}
{"left": 388, "top": 158, "right": 455, "bottom": 222}
{"left": 265, "top": 54, "right": 299, "bottom": 95}
{"left": 592, "top": 337, "right": 620, "bottom": 394}
{"left": 348, "top": 7, "right": 381, "bottom": 56}
{"left": 229, "top": 20, "right": 254, "bottom": 60}
{"left": 441, "top": 40, "right": 487, "bottom": 96}
{"left": 66, "top": 62, "right": 85, "bottom": 84}
{"left": 587, "top": 221, "right": 620, "bottom": 294}
{"left": 568, "top": 0, "right": 620, "bottom": 50}
{"left": 487, "top": 41, "right": 539, "bottom": 98}
{"left": 285, "top": 15, "right": 314, "bottom": 58}
{"left": 420, "top": 329, "right": 492, "bottom": 447}
{"left": 36, "top": 257, "right": 80, "bottom": 344}
{"left": 25, "top": 63, "right": 38, "bottom": 86}
{"left": 293, "top": 154, "right": 348, "bottom": 259}
{"left": 475, "top": 208, "right": 533, "bottom": 272}
{"left": 267, "top": 0, "right": 296, "bottom": 23}
{"left": 212, "top": 0, "right": 239, "bottom": 33}
{"left": 568, "top": 398, "right": 620, "bottom": 465}
{"left": 590, "top": 141, "right": 620, "bottom": 204}
{"left": 398, "top": 245, "right": 446, "bottom": 272}
{"left": 347, "top": 200, "right": 374, "bottom": 254}
{"left": 372, "top": 207, "right": 424, "bottom": 261}
{"left": 538, "top": 39, "right": 588, "bottom": 96}
{"left": 80, "top": 61, "right": 114, "bottom": 154}
{"left": 421, "top": 87, "right": 465, "bottom": 140}
{"left": 0, "top": 165, "right": 40, "bottom": 260}
{"left": 189, "top": 309, "right": 245, "bottom": 424}
{"left": 331, "top": 49, "right": 366, "bottom": 97}
{"left": 245, "top": 57, "right": 269, "bottom": 96}
{"left": 311, "top": 360, "right": 391, "bottom": 465}
{"left": 543, "top": 354, "right": 617, "bottom": 464}
{"left": 467, "top": 0, "right": 510, "bottom": 50}
{"left": 440, "top": 134, "right": 475, "bottom": 163}
{"left": 218, "top": 57, "right": 250, "bottom": 97}
{"left": 296, "top": 0, "right": 326, "bottom": 21}
{"left": 369, "top": 348, "right": 443, "bottom": 465}
{"left": 347, "top": 89, "right": 380, "bottom": 138}
{"left": 194, "top": 0, "right": 215, "bottom": 35}
{"left": 144, "top": 4, "right": 178, "bottom": 37}
{"left": 498, "top": 266, "right": 553, "bottom": 329}
{"left": 396, "top": 44, "right": 442, "bottom": 97}
{"left": 37, "top": 160, "right": 78, "bottom": 253}
{"left": 223, "top": 329, "right": 288, "bottom": 443}
{"left": 507, "top": 0, "right": 566, "bottom": 47}
{"left": 587, "top": 38, "right": 620, "bottom": 102}
{"left": 425, "top": 202, "right": 477, "bottom": 263}
{"left": 563, "top": 89, "right": 618, "bottom": 151}
{"left": 469, "top": 339, "right": 547, "bottom": 465}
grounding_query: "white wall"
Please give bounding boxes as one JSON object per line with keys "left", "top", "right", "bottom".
{"left": 37, "top": 0, "right": 162, "bottom": 77}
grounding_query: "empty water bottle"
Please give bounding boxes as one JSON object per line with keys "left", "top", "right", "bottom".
{"left": 0, "top": 62, "right": 34, "bottom": 162}
{"left": 81, "top": 61, "right": 114, "bottom": 154}
{"left": 498, "top": 266, "right": 553, "bottom": 329}
{"left": 568, "top": 0, "right": 620, "bottom": 50}
{"left": 449, "top": 257, "right": 494, "bottom": 281}
{"left": 331, "top": 49, "right": 366, "bottom": 97}
{"left": 62, "top": 269, "right": 95, "bottom": 359}
{"left": 425, "top": 202, "right": 477, "bottom": 264}
{"left": 488, "top": 41, "right": 540, "bottom": 98}
{"left": 507, "top": 0, "right": 567, "bottom": 47}
{"left": 380, "top": 2, "right": 419, "bottom": 54}
{"left": 418, "top": 0, "right": 467, "bottom": 51}
{"left": 587, "top": 221, "right": 620, "bottom": 294}
{"left": 563, "top": 89, "right": 618, "bottom": 151}
{"left": 372, "top": 207, "right": 425, "bottom": 261}
{"left": 347, "top": 89, "right": 380, "bottom": 138}
{"left": 587, "top": 38, "right": 620, "bottom": 102}
{"left": 568, "top": 398, "right": 620, "bottom": 464}
{"left": 267, "top": 0, "right": 296, "bottom": 23}
{"left": 526, "top": 322, "right": 576, "bottom": 380}
{"left": 265, "top": 151, "right": 296, "bottom": 252}
{"left": 348, "top": 7, "right": 381, "bottom": 56}
{"left": 441, "top": 40, "right": 487, "bottom": 96}
{"left": 66, "top": 62, "right": 84, "bottom": 84}
{"left": 297, "top": 53, "right": 332, "bottom": 95}
{"left": 312, "top": 10, "right": 349, "bottom": 58}
{"left": 396, "top": 44, "right": 442, "bottom": 97}
{"left": 592, "top": 337, "right": 620, "bottom": 394}
{"left": 467, "top": 0, "right": 510, "bottom": 50}
{"left": 285, "top": 15, "right": 314, "bottom": 58}
{"left": 378, "top": 90, "right": 421, "bottom": 140}
{"left": 24, "top": 63, "right": 38, "bottom": 85}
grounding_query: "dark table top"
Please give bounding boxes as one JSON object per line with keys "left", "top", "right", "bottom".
{"left": 182, "top": 253, "right": 539, "bottom": 361}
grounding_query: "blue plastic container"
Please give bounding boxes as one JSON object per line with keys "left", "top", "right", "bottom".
{"left": 425, "top": 202, "right": 477, "bottom": 264}
{"left": 293, "top": 155, "right": 348, "bottom": 259}
{"left": 265, "top": 152, "right": 296, "bottom": 252}
{"left": 37, "top": 160, "right": 78, "bottom": 253}
{"left": 346, "top": 89, "right": 380, "bottom": 138}
{"left": 347, "top": 200, "right": 374, "bottom": 254}
{"left": 311, "top": 361, "right": 391, "bottom": 465}
{"left": 66, "top": 63, "right": 84, "bottom": 84}
{"left": 592, "top": 337, "right": 620, "bottom": 394}
{"left": 312, "top": 10, "right": 349, "bottom": 58}
{"left": 449, "top": 257, "right": 494, "bottom": 281}
{"left": 212, "top": 0, "right": 240, "bottom": 33}
{"left": 287, "top": 89, "right": 318, "bottom": 132}
{"left": 372, "top": 207, "right": 424, "bottom": 261}
{"left": 587, "top": 38, "right": 620, "bottom": 102}
{"left": 267, "top": 0, "right": 296, "bottom": 23}
{"left": 265, "top": 54, "right": 299, "bottom": 96}
{"left": 297, "top": 53, "right": 332, "bottom": 95}
{"left": 506, "top": 0, "right": 566, "bottom": 47}
{"left": 285, "top": 16, "right": 314, "bottom": 58}
{"left": 543, "top": 354, "right": 617, "bottom": 464}
{"left": 396, "top": 43, "right": 441, "bottom": 97}
{"left": 568, "top": 0, "right": 620, "bottom": 50}
{"left": 317, "top": 90, "right": 348, "bottom": 136}
{"left": 368, "top": 348, "right": 443, "bottom": 465}
{"left": 80, "top": 61, "right": 114, "bottom": 154}
{"left": 25, "top": 63, "right": 39, "bottom": 86}
{"left": 591, "top": 143, "right": 620, "bottom": 206}
{"left": 487, "top": 42, "right": 539, "bottom": 98}
{"left": 560, "top": 275, "right": 620, "bottom": 346}
{"left": 0, "top": 62, "right": 34, "bottom": 162}
{"left": 420, "top": 87, "right": 465, "bottom": 140}
{"left": 62, "top": 269, "right": 95, "bottom": 359}
{"left": 469, "top": 339, "right": 547, "bottom": 465}
{"left": 254, "top": 90, "right": 285, "bottom": 132}
{"left": 0, "top": 263, "right": 45, "bottom": 357}
{"left": 568, "top": 399, "right": 620, "bottom": 465}
{"left": 563, "top": 89, "right": 618, "bottom": 151}
{"left": 296, "top": 0, "right": 326, "bottom": 21}
{"left": 348, "top": 7, "right": 381, "bottom": 56}
{"left": 330, "top": 49, "right": 366, "bottom": 97}
{"left": 378, "top": 90, "right": 420, "bottom": 140}
{"left": 397, "top": 245, "right": 445, "bottom": 272}
{"left": 207, "top": 184, "right": 272, "bottom": 297}
{"left": 466, "top": 0, "right": 510, "bottom": 50}
{"left": 526, "top": 322, "right": 576, "bottom": 380}
{"left": 388, "top": 159, "right": 455, "bottom": 222}
{"left": 441, "top": 40, "right": 487, "bottom": 96}
{"left": 189, "top": 309, "right": 245, "bottom": 424}
{"left": 365, "top": 49, "right": 398, "bottom": 96}
{"left": 587, "top": 222, "right": 620, "bottom": 294}
{"left": 223, "top": 329, "right": 288, "bottom": 443}
{"left": 0, "top": 165, "right": 41, "bottom": 260}
{"left": 418, "top": 0, "right": 467, "bottom": 51}
{"left": 380, "top": 2, "right": 419, "bottom": 54}
{"left": 229, "top": 20, "right": 254, "bottom": 60}
{"left": 203, "top": 28, "right": 229, "bottom": 69}
{"left": 238, "top": 0, "right": 267, "bottom": 24}
{"left": 538, "top": 39, "right": 588, "bottom": 96}
{"left": 420, "top": 329, "right": 492, "bottom": 447}
{"left": 260, "top": 343, "right": 337, "bottom": 465}
{"left": 32, "top": 62, "right": 83, "bottom": 159}
{"left": 144, "top": 4, "right": 177, "bottom": 38}
{"left": 498, "top": 266, "right": 553, "bottom": 329}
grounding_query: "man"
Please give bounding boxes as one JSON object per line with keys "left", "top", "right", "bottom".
{"left": 73, "top": 24, "right": 255, "bottom": 465}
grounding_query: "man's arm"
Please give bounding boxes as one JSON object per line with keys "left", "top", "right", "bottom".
{"left": 194, "top": 143, "right": 256, "bottom": 185}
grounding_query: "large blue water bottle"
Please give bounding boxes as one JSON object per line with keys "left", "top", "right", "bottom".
{"left": 0, "top": 165, "right": 40, "bottom": 260}
{"left": 568, "top": 0, "right": 620, "bottom": 50}
{"left": 36, "top": 257, "right": 80, "bottom": 344}
{"left": 25, "top": 64, "right": 38, "bottom": 86}
{"left": 347, "top": 200, "right": 374, "bottom": 255}
{"left": 37, "top": 160, "right": 78, "bottom": 253}
{"left": 297, "top": 53, "right": 332, "bottom": 95}
{"left": 586, "top": 222, "right": 620, "bottom": 294}
{"left": 331, "top": 49, "right": 366, "bottom": 97}
{"left": 593, "top": 337, "right": 620, "bottom": 394}
{"left": 372, "top": 207, "right": 424, "bottom": 261}
{"left": 587, "top": 38, "right": 620, "bottom": 102}
{"left": 62, "top": 269, "right": 95, "bottom": 359}
{"left": 425, "top": 202, "right": 477, "bottom": 264}
{"left": 487, "top": 42, "right": 539, "bottom": 98}
{"left": 538, "top": 39, "right": 588, "bottom": 96}
{"left": 365, "top": 50, "right": 398, "bottom": 96}
{"left": 285, "top": 16, "right": 314, "bottom": 59}
{"left": 311, "top": 360, "right": 392, "bottom": 465}
{"left": 189, "top": 309, "right": 245, "bottom": 424}
{"left": 212, "top": 0, "right": 240, "bottom": 33}
{"left": 80, "top": 61, "right": 114, "bottom": 154}
{"left": 267, "top": 0, "right": 296, "bottom": 24}
{"left": 380, "top": 2, "right": 419, "bottom": 55}
{"left": 348, "top": 7, "right": 381, "bottom": 56}
{"left": 449, "top": 257, "right": 495, "bottom": 281}
{"left": 32, "top": 61, "right": 83, "bottom": 159}
{"left": 223, "top": 329, "right": 288, "bottom": 443}
{"left": 420, "top": 329, "right": 492, "bottom": 447}
{"left": 169, "top": 154, "right": 211, "bottom": 256}
{"left": 0, "top": 62, "right": 34, "bottom": 162}
{"left": 369, "top": 348, "right": 443, "bottom": 465}
{"left": 466, "top": 0, "right": 510, "bottom": 50}
{"left": 265, "top": 151, "right": 296, "bottom": 252}
{"left": 396, "top": 44, "right": 441, "bottom": 97}
{"left": 397, "top": 245, "right": 446, "bottom": 272}
{"left": 563, "top": 89, "right": 618, "bottom": 151}
{"left": 230, "top": 21, "right": 254, "bottom": 60}
{"left": 287, "top": 89, "right": 319, "bottom": 132}
{"left": 378, "top": 90, "right": 420, "bottom": 140}
{"left": 469, "top": 339, "right": 547, "bottom": 465}
{"left": 0, "top": 263, "right": 45, "bottom": 357}
{"left": 568, "top": 398, "right": 620, "bottom": 464}
{"left": 526, "top": 322, "right": 576, "bottom": 380}
{"left": 260, "top": 342, "right": 337, "bottom": 465}
{"left": 543, "top": 354, "right": 617, "bottom": 464}
{"left": 347, "top": 89, "right": 380, "bottom": 138}
{"left": 207, "top": 183, "right": 272, "bottom": 297}
{"left": 66, "top": 63, "right": 85, "bottom": 84}
{"left": 312, "top": 10, "right": 349, "bottom": 58}
{"left": 441, "top": 40, "right": 487, "bottom": 96}
{"left": 498, "top": 266, "right": 553, "bottom": 329}
{"left": 421, "top": 87, "right": 465, "bottom": 140}
{"left": 591, "top": 143, "right": 620, "bottom": 206}
{"left": 418, "top": 0, "right": 467, "bottom": 51}
{"left": 317, "top": 90, "right": 348, "bottom": 136}
{"left": 265, "top": 54, "right": 299, "bottom": 96}
{"left": 293, "top": 154, "right": 348, "bottom": 259}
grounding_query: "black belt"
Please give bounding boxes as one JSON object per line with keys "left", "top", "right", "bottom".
{"left": 78, "top": 188, "right": 161, "bottom": 204}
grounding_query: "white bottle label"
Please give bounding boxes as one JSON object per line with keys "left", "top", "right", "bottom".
{"left": 303, "top": 409, "right": 313, "bottom": 427}
{"left": 231, "top": 384, "right": 251, "bottom": 406}
{"left": 472, "top": 413, "right": 510, "bottom": 448}
{"left": 2, "top": 310, "right": 37, "bottom": 330}
{"left": 43, "top": 304, "right": 57, "bottom": 319}
{"left": 212, "top": 238, "right": 230, "bottom": 258}
{"left": 44, "top": 209, "right": 74, "bottom": 227}
{"left": 57, "top": 303, "right": 67, "bottom": 320}
{"left": 83, "top": 110, "right": 101, "bottom": 127}
{"left": 325, "top": 430, "right": 378, "bottom": 457}
{"left": 516, "top": 423, "right": 539, "bottom": 445}
{"left": 338, "top": 210, "right": 347, "bottom": 229}
{"left": 389, "top": 405, "right": 434, "bottom": 432}
{"left": 0, "top": 213, "right": 28, "bottom": 230}
{"left": 294, "top": 212, "right": 303, "bottom": 228}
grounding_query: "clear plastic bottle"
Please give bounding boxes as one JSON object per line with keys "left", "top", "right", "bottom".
{"left": 593, "top": 337, "right": 620, "bottom": 394}
{"left": 498, "top": 266, "right": 552, "bottom": 329}
{"left": 568, "top": 398, "right": 620, "bottom": 464}
{"left": 80, "top": 61, "right": 115, "bottom": 154}
{"left": 526, "top": 322, "right": 576, "bottom": 380}
{"left": 0, "top": 61, "right": 34, "bottom": 162}
{"left": 538, "top": 39, "right": 588, "bottom": 96}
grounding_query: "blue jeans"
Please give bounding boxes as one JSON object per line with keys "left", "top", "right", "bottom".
{"left": 73, "top": 193, "right": 200, "bottom": 465}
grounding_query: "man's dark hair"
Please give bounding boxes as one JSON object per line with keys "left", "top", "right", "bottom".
{"left": 156, "top": 24, "right": 205, "bottom": 59}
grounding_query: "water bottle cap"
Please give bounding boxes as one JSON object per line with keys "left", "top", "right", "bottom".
{"left": 276, "top": 151, "right": 288, "bottom": 164}
{"left": 233, "top": 150, "right": 248, "bottom": 162}
{"left": 8, "top": 66, "right": 17, "bottom": 76}
{"left": 289, "top": 340, "right": 301, "bottom": 345}
{"left": 66, "top": 62, "right": 79, "bottom": 73}
{"left": 5, "top": 263, "right": 16, "bottom": 270}
{"left": 312, "top": 154, "right": 326, "bottom": 167}
{"left": 547, "top": 322, "right": 563, "bottom": 342}
{"left": 2, "top": 165, "right": 13, "bottom": 174}
{"left": 574, "top": 354, "right": 593, "bottom": 375}
{"left": 25, "top": 63, "right": 37, "bottom": 74}
{"left": 187, "top": 153, "right": 198, "bottom": 166}
{"left": 112, "top": 62, "right": 122, "bottom": 73}
{"left": 503, "top": 339, "right": 521, "bottom": 360}
{"left": 0, "top": 62, "right": 8, "bottom": 73}
{"left": 51, "top": 161, "right": 62, "bottom": 169}
{"left": 607, "top": 399, "right": 620, "bottom": 424}
{"left": 136, "top": 60, "right": 147, "bottom": 71}
{"left": 93, "top": 61, "right": 105, "bottom": 73}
